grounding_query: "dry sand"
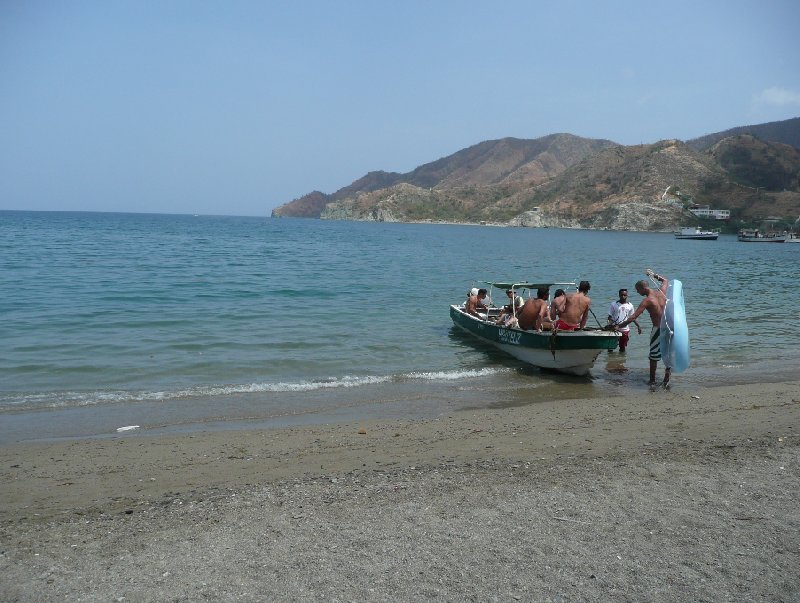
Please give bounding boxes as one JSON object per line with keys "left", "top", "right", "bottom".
{"left": 1, "top": 381, "right": 798, "bottom": 601}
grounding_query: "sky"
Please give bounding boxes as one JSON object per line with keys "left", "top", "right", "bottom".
{"left": 1, "top": 1, "right": 799, "bottom": 217}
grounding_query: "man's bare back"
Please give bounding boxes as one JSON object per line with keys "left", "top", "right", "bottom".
{"left": 465, "top": 289, "right": 488, "bottom": 317}
{"left": 517, "top": 298, "right": 547, "bottom": 330}
{"left": 617, "top": 272, "right": 671, "bottom": 386}
{"left": 558, "top": 281, "right": 592, "bottom": 329}
{"left": 640, "top": 289, "right": 666, "bottom": 325}
{"left": 626, "top": 276, "right": 668, "bottom": 326}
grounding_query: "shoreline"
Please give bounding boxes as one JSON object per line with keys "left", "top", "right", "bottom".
{"left": 2, "top": 380, "right": 799, "bottom": 520}
{"left": 1, "top": 381, "right": 799, "bottom": 599}
{"left": 2, "top": 361, "right": 800, "bottom": 447}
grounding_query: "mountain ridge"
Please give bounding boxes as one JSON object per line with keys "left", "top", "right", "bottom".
{"left": 686, "top": 116, "right": 800, "bottom": 152}
{"left": 272, "top": 117, "right": 800, "bottom": 229}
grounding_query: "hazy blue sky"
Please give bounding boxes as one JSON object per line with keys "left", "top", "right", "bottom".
{"left": 2, "top": 1, "right": 798, "bottom": 216}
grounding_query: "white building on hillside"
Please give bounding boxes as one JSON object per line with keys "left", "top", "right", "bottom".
{"left": 689, "top": 206, "right": 730, "bottom": 220}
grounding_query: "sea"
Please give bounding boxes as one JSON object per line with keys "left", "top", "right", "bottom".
{"left": 2, "top": 210, "right": 799, "bottom": 444}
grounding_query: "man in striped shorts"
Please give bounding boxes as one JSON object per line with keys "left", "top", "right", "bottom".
{"left": 616, "top": 272, "right": 670, "bottom": 387}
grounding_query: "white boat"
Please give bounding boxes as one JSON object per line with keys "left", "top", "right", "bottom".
{"left": 737, "top": 229, "right": 785, "bottom": 243}
{"left": 674, "top": 226, "right": 719, "bottom": 240}
{"left": 785, "top": 233, "right": 800, "bottom": 244}
{"left": 450, "top": 281, "right": 620, "bottom": 376}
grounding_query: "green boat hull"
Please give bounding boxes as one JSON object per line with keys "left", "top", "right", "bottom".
{"left": 450, "top": 305, "right": 619, "bottom": 375}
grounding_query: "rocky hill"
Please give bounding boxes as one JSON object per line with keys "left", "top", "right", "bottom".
{"left": 686, "top": 116, "right": 800, "bottom": 152}
{"left": 272, "top": 134, "right": 616, "bottom": 218}
{"left": 709, "top": 135, "right": 800, "bottom": 191}
{"left": 272, "top": 118, "right": 800, "bottom": 230}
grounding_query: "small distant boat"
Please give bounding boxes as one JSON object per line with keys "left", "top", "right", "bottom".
{"left": 737, "top": 229, "right": 785, "bottom": 243}
{"left": 785, "top": 233, "right": 800, "bottom": 244}
{"left": 674, "top": 226, "right": 719, "bottom": 240}
{"left": 450, "top": 281, "right": 620, "bottom": 376}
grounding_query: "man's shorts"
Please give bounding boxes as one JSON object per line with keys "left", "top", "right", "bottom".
{"left": 649, "top": 326, "right": 662, "bottom": 361}
{"left": 554, "top": 319, "right": 579, "bottom": 331}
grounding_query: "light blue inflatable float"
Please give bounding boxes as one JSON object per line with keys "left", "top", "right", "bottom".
{"left": 659, "top": 278, "right": 690, "bottom": 372}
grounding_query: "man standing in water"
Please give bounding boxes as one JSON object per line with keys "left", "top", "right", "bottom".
{"left": 608, "top": 288, "right": 641, "bottom": 353}
{"left": 617, "top": 271, "right": 670, "bottom": 386}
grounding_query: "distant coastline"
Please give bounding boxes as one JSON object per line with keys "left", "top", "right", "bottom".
{"left": 273, "top": 118, "right": 800, "bottom": 233}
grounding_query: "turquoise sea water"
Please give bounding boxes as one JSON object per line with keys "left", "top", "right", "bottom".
{"left": 2, "top": 211, "right": 799, "bottom": 443}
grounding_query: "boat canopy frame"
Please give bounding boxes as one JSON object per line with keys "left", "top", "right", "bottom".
{"left": 480, "top": 281, "right": 578, "bottom": 323}
{"left": 484, "top": 281, "right": 576, "bottom": 293}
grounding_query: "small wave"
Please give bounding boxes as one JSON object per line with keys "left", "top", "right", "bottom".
{"left": 1, "top": 377, "right": 394, "bottom": 409}
{"left": 400, "top": 367, "right": 512, "bottom": 381}
{"left": 236, "top": 375, "right": 393, "bottom": 392}
{"left": 1, "top": 368, "right": 509, "bottom": 411}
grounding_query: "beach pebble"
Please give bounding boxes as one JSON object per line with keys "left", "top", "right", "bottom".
{"left": 358, "top": 428, "right": 367, "bottom": 435}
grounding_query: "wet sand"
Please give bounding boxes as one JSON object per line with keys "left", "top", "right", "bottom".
{"left": 1, "top": 381, "right": 798, "bottom": 601}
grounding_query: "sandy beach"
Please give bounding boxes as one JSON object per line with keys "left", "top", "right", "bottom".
{"left": 1, "top": 381, "right": 798, "bottom": 601}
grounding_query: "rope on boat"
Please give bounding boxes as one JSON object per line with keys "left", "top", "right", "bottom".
{"left": 588, "top": 307, "right": 604, "bottom": 329}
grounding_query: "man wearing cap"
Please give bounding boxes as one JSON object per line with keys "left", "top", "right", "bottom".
{"left": 504, "top": 289, "right": 525, "bottom": 313}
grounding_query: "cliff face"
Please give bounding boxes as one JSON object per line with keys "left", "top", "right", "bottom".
{"left": 273, "top": 119, "right": 800, "bottom": 228}
{"left": 506, "top": 201, "right": 687, "bottom": 231}
{"left": 582, "top": 200, "right": 687, "bottom": 231}
{"left": 271, "top": 191, "right": 330, "bottom": 218}
{"left": 324, "top": 197, "right": 688, "bottom": 231}
{"left": 321, "top": 201, "right": 400, "bottom": 223}
{"left": 320, "top": 183, "right": 429, "bottom": 222}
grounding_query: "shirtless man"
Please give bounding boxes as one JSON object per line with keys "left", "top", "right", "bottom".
{"left": 617, "top": 271, "right": 670, "bottom": 386}
{"left": 549, "top": 289, "right": 566, "bottom": 322}
{"left": 552, "top": 281, "right": 591, "bottom": 331}
{"left": 465, "top": 288, "right": 488, "bottom": 317}
{"left": 517, "top": 287, "right": 549, "bottom": 331}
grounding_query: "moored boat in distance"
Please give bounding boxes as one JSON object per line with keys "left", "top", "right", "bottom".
{"left": 737, "top": 229, "right": 785, "bottom": 243}
{"left": 674, "top": 226, "right": 719, "bottom": 240}
{"left": 450, "top": 281, "right": 620, "bottom": 376}
{"left": 785, "top": 232, "right": 800, "bottom": 244}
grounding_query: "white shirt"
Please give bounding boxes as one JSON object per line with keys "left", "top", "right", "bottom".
{"left": 609, "top": 300, "right": 635, "bottom": 332}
